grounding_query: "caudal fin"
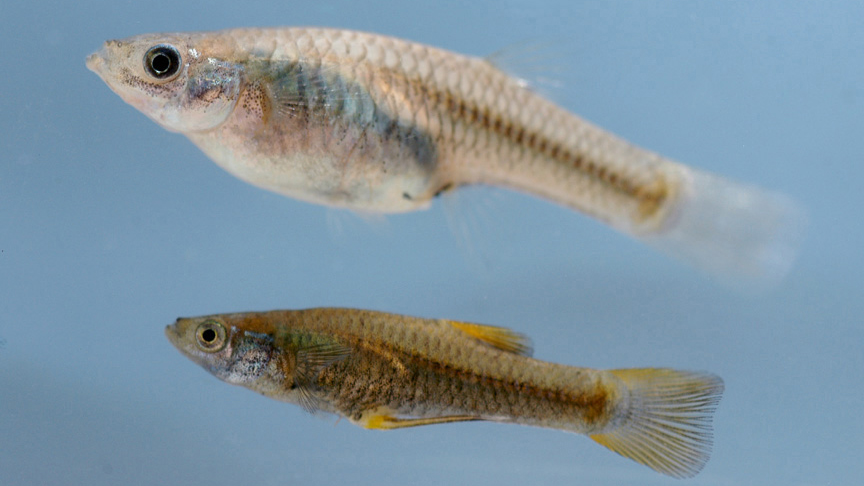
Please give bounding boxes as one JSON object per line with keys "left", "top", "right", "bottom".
{"left": 644, "top": 168, "right": 806, "bottom": 290}
{"left": 590, "top": 368, "right": 724, "bottom": 478}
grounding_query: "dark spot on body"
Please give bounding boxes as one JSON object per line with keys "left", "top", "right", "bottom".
{"left": 467, "top": 106, "right": 478, "bottom": 123}
{"left": 576, "top": 388, "right": 610, "bottom": 425}
{"left": 384, "top": 120, "right": 399, "bottom": 138}
{"left": 514, "top": 128, "right": 525, "bottom": 144}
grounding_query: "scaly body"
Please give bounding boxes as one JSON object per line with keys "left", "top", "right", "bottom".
{"left": 166, "top": 308, "right": 723, "bottom": 478}
{"left": 88, "top": 28, "right": 804, "bottom": 285}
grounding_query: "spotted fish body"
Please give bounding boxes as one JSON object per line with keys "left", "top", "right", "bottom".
{"left": 166, "top": 308, "right": 723, "bottom": 478}
{"left": 88, "top": 27, "right": 803, "bottom": 285}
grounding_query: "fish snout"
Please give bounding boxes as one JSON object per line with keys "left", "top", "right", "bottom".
{"left": 85, "top": 50, "right": 106, "bottom": 74}
{"left": 164, "top": 320, "right": 183, "bottom": 344}
{"left": 86, "top": 40, "right": 124, "bottom": 75}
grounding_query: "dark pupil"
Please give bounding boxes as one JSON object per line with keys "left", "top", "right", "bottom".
{"left": 151, "top": 52, "right": 171, "bottom": 74}
{"left": 201, "top": 328, "right": 217, "bottom": 343}
{"left": 145, "top": 45, "right": 180, "bottom": 79}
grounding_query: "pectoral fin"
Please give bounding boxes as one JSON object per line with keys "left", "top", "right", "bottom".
{"left": 294, "top": 338, "right": 352, "bottom": 414}
{"left": 267, "top": 61, "right": 369, "bottom": 121}
{"left": 448, "top": 320, "right": 533, "bottom": 357}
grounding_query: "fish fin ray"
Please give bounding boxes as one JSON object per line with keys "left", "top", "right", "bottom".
{"left": 264, "top": 60, "right": 366, "bottom": 120}
{"left": 362, "top": 413, "right": 481, "bottom": 430}
{"left": 643, "top": 168, "right": 807, "bottom": 291}
{"left": 441, "top": 185, "right": 506, "bottom": 274}
{"left": 294, "top": 338, "right": 352, "bottom": 415}
{"left": 448, "top": 320, "right": 533, "bottom": 357}
{"left": 590, "top": 368, "right": 724, "bottom": 478}
{"left": 485, "top": 40, "right": 567, "bottom": 95}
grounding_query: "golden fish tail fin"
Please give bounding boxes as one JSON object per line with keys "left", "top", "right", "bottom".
{"left": 590, "top": 368, "right": 724, "bottom": 478}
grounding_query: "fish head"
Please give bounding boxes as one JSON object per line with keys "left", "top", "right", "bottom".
{"left": 166, "top": 316, "right": 236, "bottom": 378}
{"left": 166, "top": 315, "right": 275, "bottom": 386}
{"left": 87, "top": 33, "right": 244, "bottom": 133}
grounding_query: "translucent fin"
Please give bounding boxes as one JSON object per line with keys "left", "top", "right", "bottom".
{"left": 441, "top": 185, "right": 503, "bottom": 273}
{"left": 448, "top": 320, "right": 534, "bottom": 357}
{"left": 325, "top": 208, "right": 391, "bottom": 244}
{"left": 266, "top": 60, "right": 369, "bottom": 122}
{"left": 294, "top": 339, "right": 352, "bottom": 414}
{"left": 590, "top": 368, "right": 724, "bottom": 478}
{"left": 644, "top": 168, "right": 807, "bottom": 290}
{"left": 486, "top": 41, "right": 567, "bottom": 94}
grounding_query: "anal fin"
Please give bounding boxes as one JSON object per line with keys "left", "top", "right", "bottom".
{"left": 363, "top": 413, "right": 481, "bottom": 430}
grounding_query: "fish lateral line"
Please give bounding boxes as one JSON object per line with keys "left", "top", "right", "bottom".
{"left": 165, "top": 308, "right": 724, "bottom": 477}
{"left": 90, "top": 27, "right": 804, "bottom": 285}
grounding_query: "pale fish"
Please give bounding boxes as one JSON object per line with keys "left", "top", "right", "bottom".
{"left": 166, "top": 308, "right": 724, "bottom": 478}
{"left": 87, "top": 27, "right": 804, "bottom": 285}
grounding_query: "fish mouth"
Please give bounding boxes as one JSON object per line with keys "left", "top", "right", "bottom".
{"left": 85, "top": 50, "right": 106, "bottom": 76}
{"left": 164, "top": 320, "right": 183, "bottom": 346}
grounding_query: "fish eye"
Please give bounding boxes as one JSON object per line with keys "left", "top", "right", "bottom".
{"left": 143, "top": 44, "right": 182, "bottom": 80}
{"left": 195, "top": 319, "right": 227, "bottom": 352}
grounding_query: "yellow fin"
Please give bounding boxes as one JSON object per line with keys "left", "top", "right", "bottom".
{"left": 364, "top": 414, "right": 480, "bottom": 430}
{"left": 448, "top": 320, "right": 533, "bottom": 357}
{"left": 589, "top": 368, "right": 724, "bottom": 478}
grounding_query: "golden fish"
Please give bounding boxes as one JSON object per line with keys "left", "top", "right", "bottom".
{"left": 87, "top": 27, "right": 803, "bottom": 286}
{"left": 165, "top": 308, "right": 723, "bottom": 478}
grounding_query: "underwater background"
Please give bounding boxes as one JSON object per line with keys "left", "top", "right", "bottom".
{"left": 2, "top": 1, "right": 862, "bottom": 485}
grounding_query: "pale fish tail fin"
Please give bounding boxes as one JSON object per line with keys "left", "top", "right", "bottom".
{"left": 590, "top": 368, "right": 724, "bottom": 478}
{"left": 644, "top": 167, "right": 807, "bottom": 290}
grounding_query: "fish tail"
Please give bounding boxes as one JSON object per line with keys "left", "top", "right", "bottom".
{"left": 645, "top": 167, "right": 806, "bottom": 290}
{"left": 590, "top": 368, "right": 724, "bottom": 478}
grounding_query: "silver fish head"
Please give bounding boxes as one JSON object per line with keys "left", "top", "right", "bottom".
{"left": 166, "top": 316, "right": 235, "bottom": 378}
{"left": 166, "top": 315, "right": 276, "bottom": 386}
{"left": 87, "top": 33, "right": 244, "bottom": 133}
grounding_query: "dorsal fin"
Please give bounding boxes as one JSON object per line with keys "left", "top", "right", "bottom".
{"left": 448, "top": 320, "right": 533, "bottom": 357}
{"left": 485, "top": 41, "right": 566, "bottom": 96}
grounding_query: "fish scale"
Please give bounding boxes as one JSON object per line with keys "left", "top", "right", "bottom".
{"left": 88, "top": 27, "right": 803, "bottom": 284}
{"left": 86, "top": 26, "right": 782, "bottom": 477}
{"left": 166, "top": 308, "right": 723, "bottom": 478}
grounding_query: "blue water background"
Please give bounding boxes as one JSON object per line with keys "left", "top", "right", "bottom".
{"left": 1, "top": 2, "right": 861, "bottom": 485}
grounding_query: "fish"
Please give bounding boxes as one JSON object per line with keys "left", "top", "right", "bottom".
{"left": 165, "top": 308, "right": 724, "bottom": 478}
{"left": 86, "top": 27, "right": 804, "bottom": 286}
